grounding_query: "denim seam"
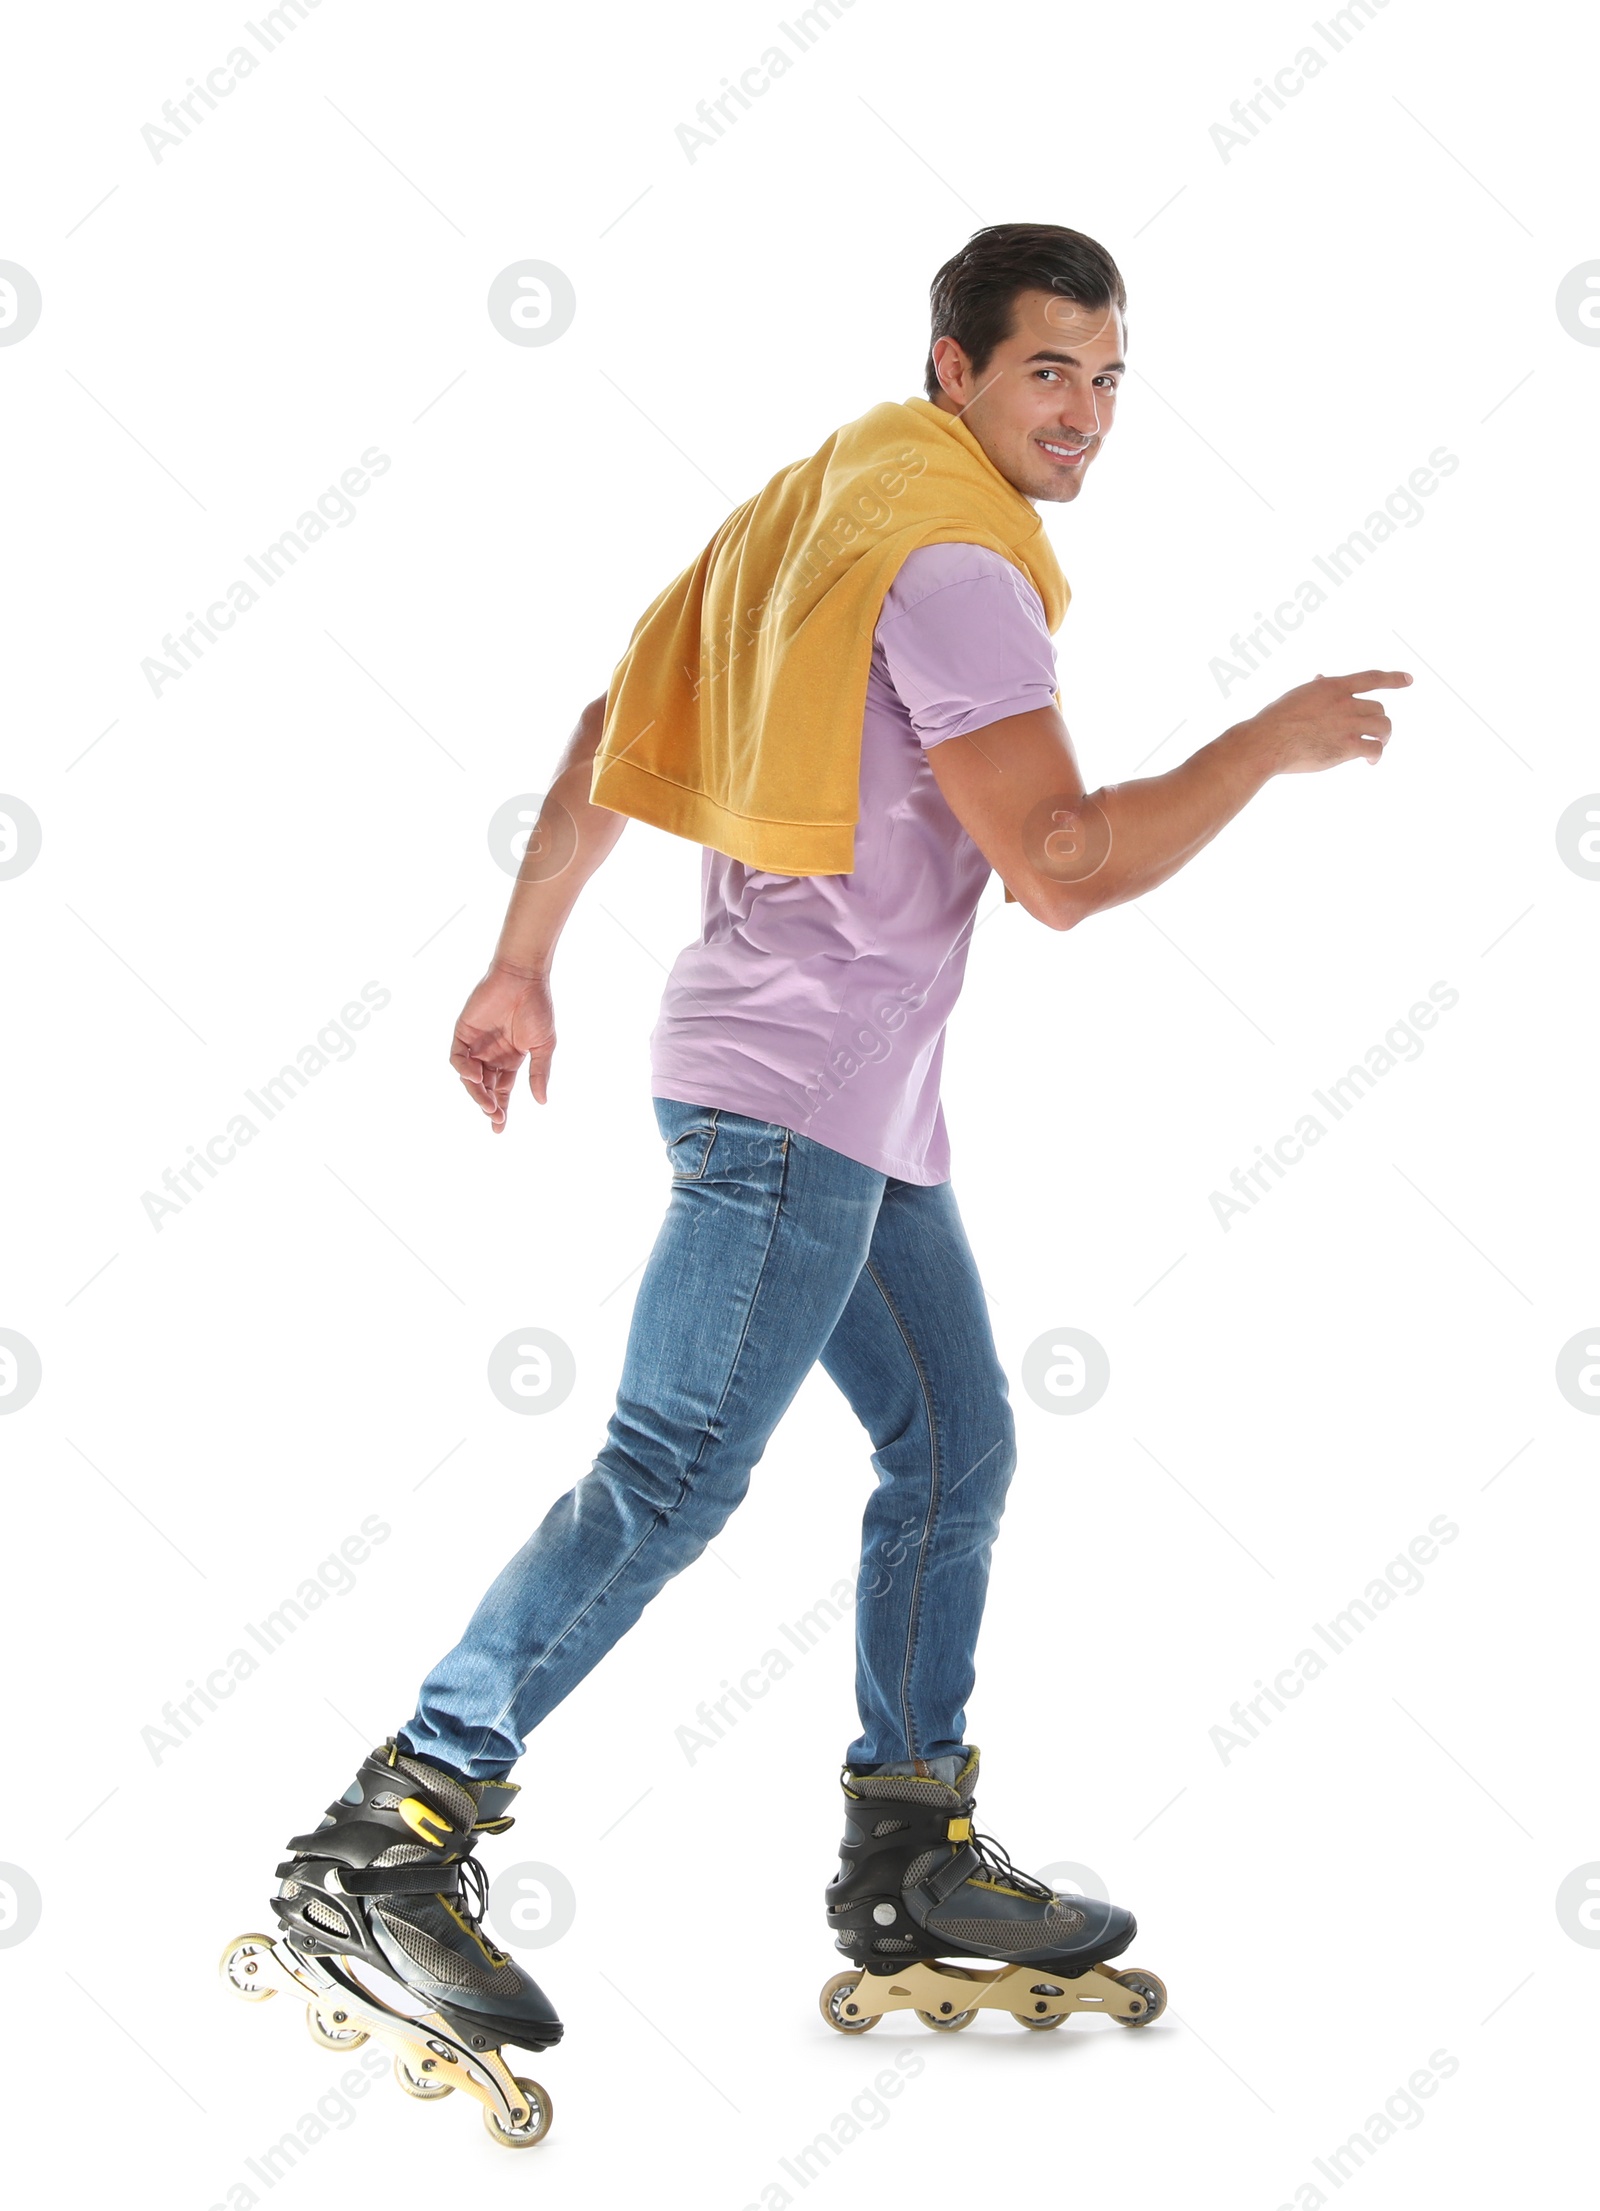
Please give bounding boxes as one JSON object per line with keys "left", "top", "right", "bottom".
{"left": 861, "top": 1242, "right": 942, "bottom": 1761}
{"left": 470, "top": 1123, "right": 792, "bottom": 1763}
{"left": 677, "top": 1125, "right": 791, "bottom": 1491}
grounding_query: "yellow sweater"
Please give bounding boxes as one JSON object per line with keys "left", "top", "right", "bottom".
{"left": 591, "top": 397, "right": 1067, "bottom": 884}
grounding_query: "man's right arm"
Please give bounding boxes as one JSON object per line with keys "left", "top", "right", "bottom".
{"left": 489, "top": 692, "right": 625, "bottom": 979}
{"left": 451, "top": 692, "right": 627, "bottom": 1128}
{"left": 926, "top": 670, "right": 1412, "bottom": 929}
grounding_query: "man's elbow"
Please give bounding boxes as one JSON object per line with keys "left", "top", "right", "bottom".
{"left": 1047, "top": 891, "right": 1098, "bottom": 932}
{"left": 1018, "top": 796, "right": 1112, "bottom": 931}
{"left": 1009, "top": 880, "right": 1096, "bottom": 932}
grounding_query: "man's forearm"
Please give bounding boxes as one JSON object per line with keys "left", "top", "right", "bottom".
{"left": 1064, "top": 720, "right": 1279, "bottom": 924}
{"left": 492, "top": 695, "right": 626, "bottom": 977}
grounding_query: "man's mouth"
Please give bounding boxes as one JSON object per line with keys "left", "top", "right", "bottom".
{"left": 1037, "top": 437, "right": 1090, "bottom": 467}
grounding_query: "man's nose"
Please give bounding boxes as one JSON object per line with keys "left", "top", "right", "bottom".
{"left": 1054, "top": 393, "right": 1103, "bottom": 440}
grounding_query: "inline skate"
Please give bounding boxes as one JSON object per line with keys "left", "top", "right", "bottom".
{"left": 819, "top": 1747, "right": 1165, "bottom": 2034}
{"left": 221, "top": 1737, "right": 559, "bottom": 2147}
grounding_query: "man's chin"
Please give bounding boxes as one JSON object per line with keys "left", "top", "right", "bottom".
{"left": 995, "top": 465, "right": 1063, "bottom": 504}
{"left": 1005, "top": 452, "right": 1086, "bottom": 503}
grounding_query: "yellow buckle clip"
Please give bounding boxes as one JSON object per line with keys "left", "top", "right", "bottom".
{"left": 397, "top": 1796, "right": 453, "bottom": 1848}
{"left": 947, "top": 1816, "right": 972, "bottom": 1842}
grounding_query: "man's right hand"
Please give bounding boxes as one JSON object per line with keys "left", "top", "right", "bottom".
{"left": 1235, "top": 668, "right": 1413, "bottom": 775}
{"left": 450, "top": 965, "right": 557, "bottom": 1132}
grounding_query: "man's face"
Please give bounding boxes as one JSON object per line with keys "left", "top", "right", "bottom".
{"left": 931, "top": 289, "right": 1125, "bottom": 504}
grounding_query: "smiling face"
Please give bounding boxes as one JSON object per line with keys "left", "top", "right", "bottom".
{"left": 929, "top": 289, "right": 1125, "bottom": 504}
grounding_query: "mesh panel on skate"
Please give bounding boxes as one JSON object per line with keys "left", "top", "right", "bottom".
{"left": 369, "top": 1792, "right": 403, "bottom": 1811}
{"left": 381, "top": 1910, "right": 524, "bottom": 1997}
{"left": 873, "top": 1936, "right": 916, "bottom": 1951}
{"left": 303, "top": 1899, "right": 353, "bottom": 1937}
{"left": 926, "top": 1915, "right": 1082, "bottom": 1953}
{"left": 371, "top": 1842, "right": 432, "bottom": 1867}
{"left": 903, "top": 1851, "right": 939, "bottom": 1889}
{"left": 393, "top": 1755, "right": 477, "bottom": 1832}
{"left": 872, "top": 1819, "right": 909, "bottom": 1836}
{"left": 851, "top": 1775, "right": 962, "bottom": 1807}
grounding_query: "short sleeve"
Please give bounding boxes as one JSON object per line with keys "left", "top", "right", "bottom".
{"left": 874, "top": 543, "right": 1059, "bottom": 749}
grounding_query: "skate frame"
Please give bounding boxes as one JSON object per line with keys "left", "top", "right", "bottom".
{"left": 841, "top": 1957, "right": 1153, "bottom": 2025}
{"left": 223, "top": 1932, "right": 541, "bottom": 2130}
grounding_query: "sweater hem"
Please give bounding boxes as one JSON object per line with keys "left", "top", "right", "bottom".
{"left": 592, "top": 755, "right": 857, "bottom": 875}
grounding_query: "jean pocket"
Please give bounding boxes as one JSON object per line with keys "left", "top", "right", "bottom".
{"left": 665, "top": 1114, "right": 719, "bottom": 1180}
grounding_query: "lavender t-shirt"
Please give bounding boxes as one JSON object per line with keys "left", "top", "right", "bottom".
{"left": 649, "top": 543, "right": 1058, "bottom": 1184}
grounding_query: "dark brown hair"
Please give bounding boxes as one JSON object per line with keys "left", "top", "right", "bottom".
{"left": 924, "top": 223, "right": 1127, "bottom": 400}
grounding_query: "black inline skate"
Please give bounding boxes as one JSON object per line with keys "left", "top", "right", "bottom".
{"left": 221, "top": 1737, "right": 559, "bottom": 2147}
{"left": 820, "top": 1747, "right": 1166, "bottom": 2035}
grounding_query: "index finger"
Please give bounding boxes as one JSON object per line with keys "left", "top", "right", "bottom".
{"left": 1334, "top": 669, "right": 1414, "bottom": 693}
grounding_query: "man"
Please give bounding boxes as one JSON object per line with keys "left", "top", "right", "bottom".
{"left": 261, "top": 224, "right": 1408, "bottom": 2105}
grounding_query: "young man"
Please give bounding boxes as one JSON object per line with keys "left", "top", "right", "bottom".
{"left": 252, "top": 225, "right": 1408, "bottom": 2118}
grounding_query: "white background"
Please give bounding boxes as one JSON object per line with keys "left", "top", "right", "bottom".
{"left": 2, "top": 0, "right": 1597, "bottom": 2202}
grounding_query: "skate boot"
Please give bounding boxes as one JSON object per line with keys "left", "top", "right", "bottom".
{"left": 819, "top": 1747, "right": 1166, "bottom": 2035}
{"left": 221, "top": 1738, "right": 559, "bottom": 2147}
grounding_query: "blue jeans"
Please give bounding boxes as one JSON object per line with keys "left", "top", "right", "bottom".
{"left": 400, "top": 1100, "right": 1017, "bottom": 1781}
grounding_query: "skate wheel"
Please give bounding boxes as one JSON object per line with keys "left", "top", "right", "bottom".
{"left": 915, "top": 2005, "right": 978, "bottom": 2032}
{"left": 393, "top": 2051, "right": 453, "bottom": 2099}
{"left": 219, "top": 1934, "right": 278, "bottom": 2001}
{"left": 1013, "top": 1980, "right": 1068, "bottom": 2029}
{"left": 482, "top": 2077, "right": 553, "bottom": 2148}
{"left": 1111, "top": 1968, "right": 1167, "bottom": 2026}
{"left": 819, "top": 1971, "right": 880, "bottom": 2034}
{"left": 305, "top": 2003, "right": 368, "bottom": 2052}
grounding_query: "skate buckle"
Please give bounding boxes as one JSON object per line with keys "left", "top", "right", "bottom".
{"left": 397, "top": 1796, "right": 454, "bottom": 1848}
{"left": 946, "top": 1817, "right": 972, "bottom": 1841}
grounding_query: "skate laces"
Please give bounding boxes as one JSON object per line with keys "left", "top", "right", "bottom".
{"left": 964, "top": 1823, "right": 1056, "bottom": 1903}
{"left": 455, "top": 1854, "right": 512, "bottom": 1964}
{"left": 458, "top": 1855, "right": 490, "bottom": 1923}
